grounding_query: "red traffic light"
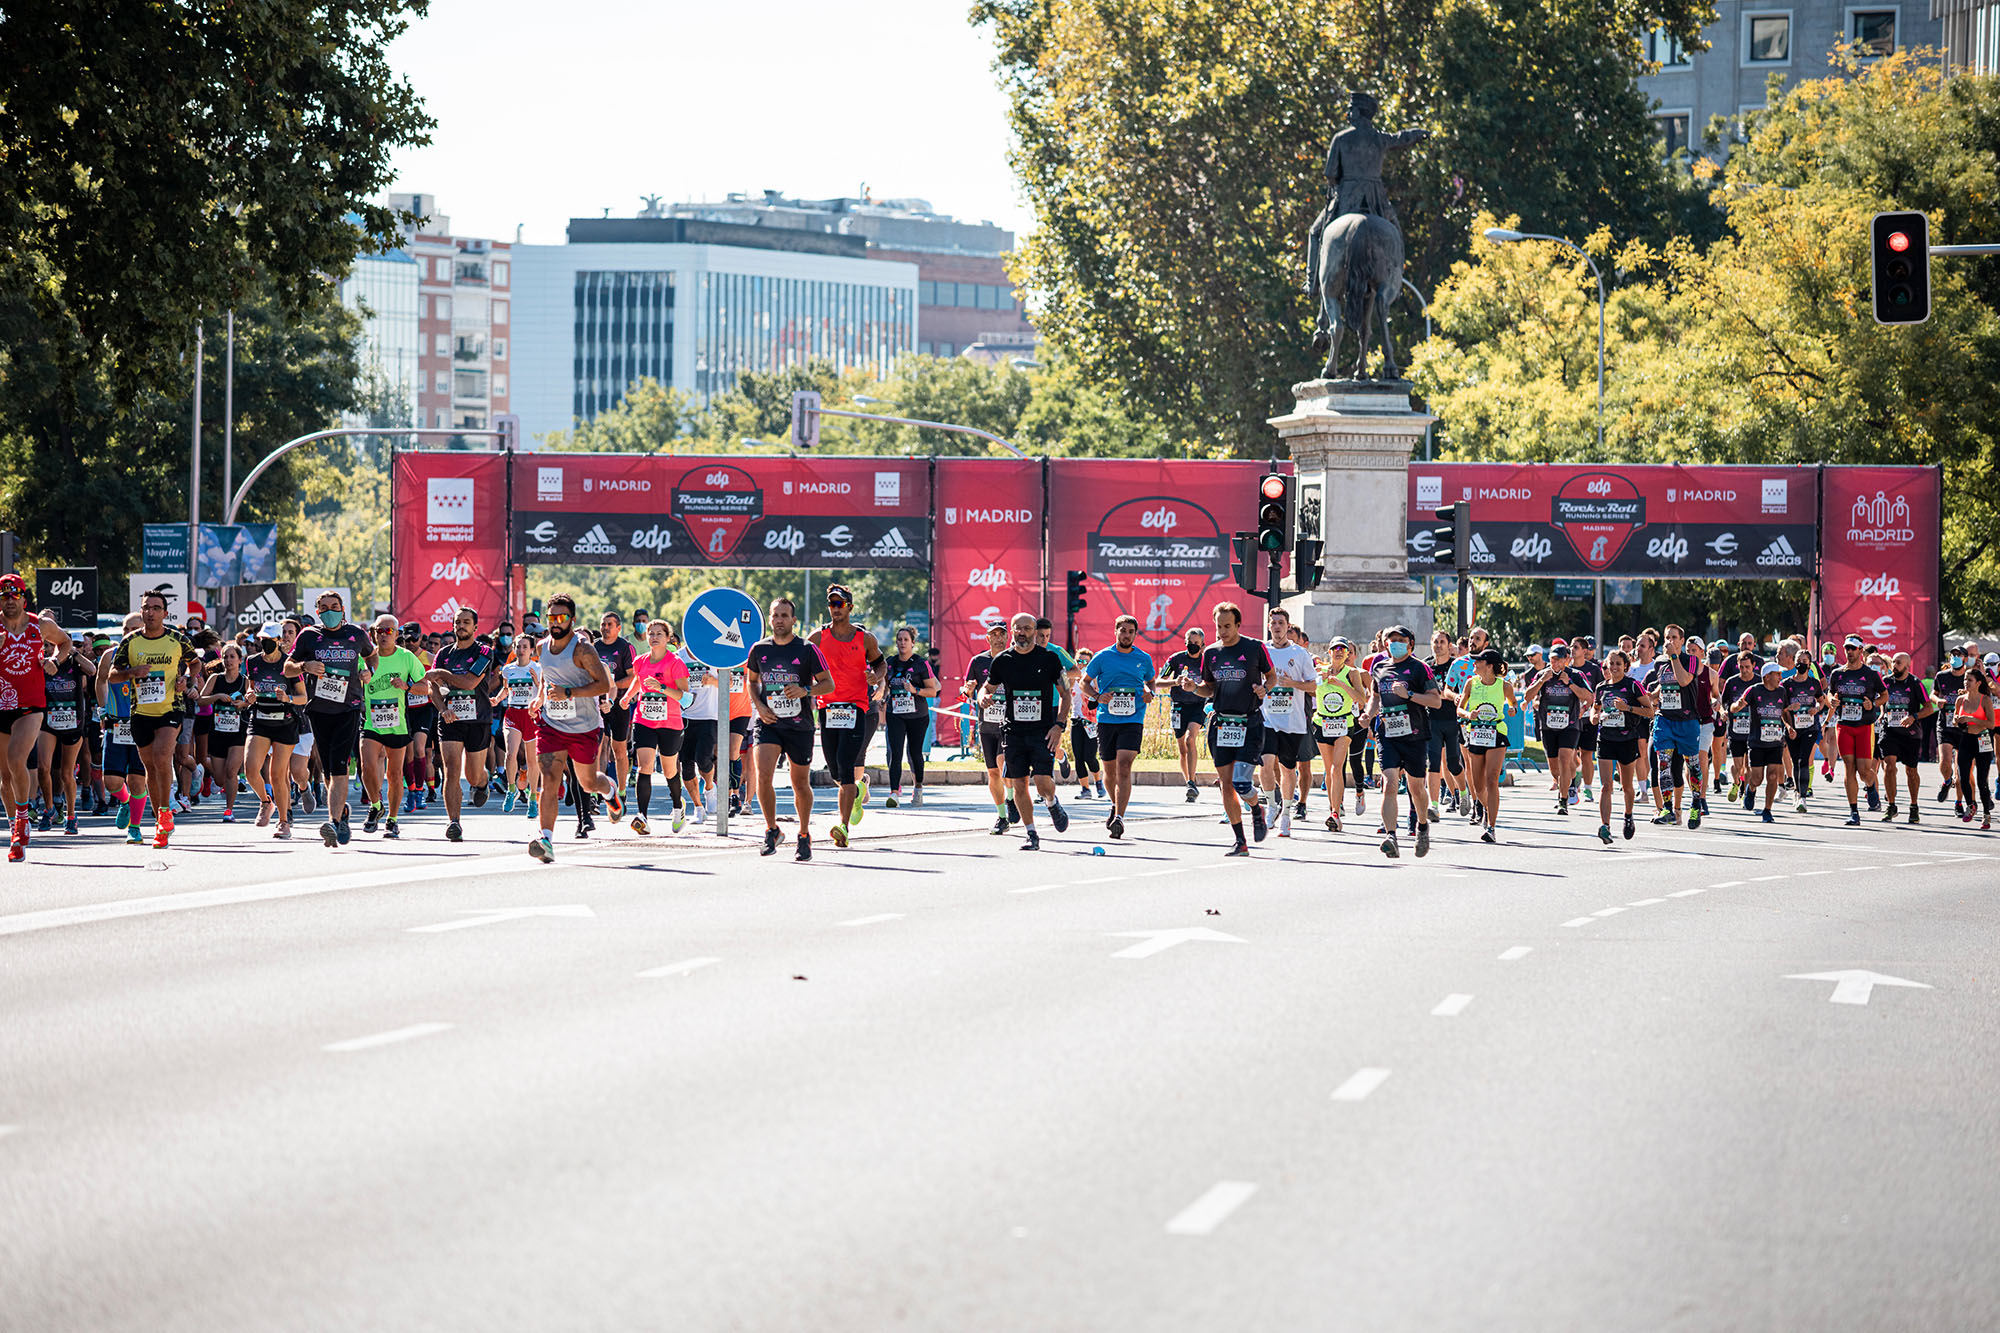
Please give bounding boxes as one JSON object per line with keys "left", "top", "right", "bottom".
{"left": 1260, "top": 474, "right": 1287, "bottom": 500}
{"left": 1887, "top": 231, "right": 1911, "bottom": 253}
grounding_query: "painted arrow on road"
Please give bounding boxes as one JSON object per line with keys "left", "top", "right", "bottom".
{"left": 1785, "top": 970, "right": 1932, "bottom": 1006}
{"left": 1107, "top": 927, "right": 1246, "bottom": 959}
{"left": 408, "top": 906, "right": 597, "bottom": 934}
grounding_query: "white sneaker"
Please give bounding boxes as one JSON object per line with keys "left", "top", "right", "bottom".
{"left": 1354, "top": 790, "right": 1366, "bottom": 815}
{"left": 1278, "top": 807, "right": 1292, "bottom": 838}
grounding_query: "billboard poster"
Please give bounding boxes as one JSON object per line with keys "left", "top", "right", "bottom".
{"left": 509, "top": 454, "right": 932, "bottom": 570}
{"left": 390, "top": 451, "right": 511, "bottom": 632}
{"left": 196, "top": 524, "right": 278, "bottom": 587}
{"left": 127, "top": 572, "right": 191, "bottom": 622}
{"left": 143, "top": 524, "right": 189, "bottom": 574}
{"left": 1048, "top": 459, "right": 1283, "bottom": 651}
{"left": 930, "top": 459, "right": 1044, "bottom": 745}
{"left": 34, "top": 567, "right": 98, "bottom": 628}
{"left": 1816, "top": 466, "right": 1941, "bottom": 675}
{"left": 226, "top": 582, "right": 299, "bottom": 632}
{"left": 1405, "top": 464, "right": 1820, "bottom": 579}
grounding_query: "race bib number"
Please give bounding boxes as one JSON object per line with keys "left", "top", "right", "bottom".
{"left": 508, "top": 683, "right": 535, "bottom": 708}
{"left": 1793, "top": 705, "right": 1816, "bottom": 725}
{"left": 1214, "top": 714, "right": 1248, "bottom": 749}
{"left": 112, "top": 719, "right": 133, "bottom": 746}
{"left": 1545, "top": 705, "right": 1571, "bottom": 731}
{"left": 1267, "top": 687, "right": 1294, "bottom": 713}
{"left": 639, "top": 695, "right": 673, "bottom": 724}
{"left": 982, "top": 699, "right": 1006, "bottom": 725}
{"left": 1758, "top": 718, "right": 1783, "bottom": 745}
{"left": 891, "top": 691, "right": 917, "bottom": 716}
{"left": 1105, "top": 689, "right": 1137, "bottom": 718}
{"left": 368, "top": 699, "right": 400, "bottom": 732}
{"left": 137, "top": 677, "right": 168, "bottom": 707}
{"left": 1658, "top": 684, "right": 1682, "bottom": 713}
{"left": 1886, "top": 709, "right": 1912, "bottom": 729}
{"left": 824, "top": 703, "right": 859, "bottom": 731}
{"left": 1980, "top": 731, "right": 1995, "bottom": 754}
{"left": 1320, "top": 716, "right": 1346, "bottom": 739}
{"left": 1731, "top": 712, "right": 1751, "bottom": 736}
{"left": 313, "top": 671, "right": 349, "bottom": 704}
{"left": 1600, "top": 708, "right": 1625, "bottom": 732}
{"left": 1382, "top": 709, "right": 1413, "bottom": 739}
{"left": 47, "top": 703, "right": 78, "bottom": 732}
{"left": 1010, "top": 694, "right": 1043, "bottom": 725}
{"left": 1841, "top": 699, "right": 1863, "bottom": 723}
{"left": 446, "top": 693, "right": 480, "bottom": 723}
{"left": 769, "top": 694, "right": 803, "bottom": 720}
{"left": 542, "top": 696, "right": 579, "bottom": 723}
{"left": 211, "top": 706, "right": 241, "bottom": 734}
{"left": 1468, "top": 723, "right": 1499, "bottom": 748}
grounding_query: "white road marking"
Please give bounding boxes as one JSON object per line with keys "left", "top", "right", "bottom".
{"left": 1560, "top": 917, "right": 1596, "bottom": 928}
{"left": 1071, "top": 876, "right": 1126, "bottom": 885}
{"left": 322, "top": 1023, "right": 454, "bottom": 1053}
{"left": 1134, "top": 868, "right": 1194, "bottom": 878}
{"left": 1432, "top": 993, "right": 1474, "bottom": 1017}
{"left": 1108, "top": 927, "right": 1246, "bottom": 959}
{"left": 1748, "top": 875, "right": 1786, "bottom": 882}
{"left": 0, "top": 1125, "right": 19, "bottom": 1140}
{"left": 1846, "top": 866, "right": 1882, "bottom": 872}
{"left": 1710, "top": 881, "right": 1744, "bottom": 888}
{"left": 1331, "top": 1068, "right": 1392, "bottom": 1102}
{"left": 1164, "top": 1181, "right": 1258, "bottom": 1236}
{"left": 1627, "top": 897, "right": 1666, "bottom": 907}
{"left": 1785, "top": 970, "right": 1932, "bottom": 1006}
{"left": 408, "top": 905, "right": 595, "bottom": 933}
{"left": 1793, "top": 869, "right": 1837, "bottom": 877}
{"left": 636, "top": 956, "right": 721, "bottom": 979}
{"left": 1008, "top": 884, "right": 1062, "bottom": 895}
{"left": 1497, "top": 946, "right": 1532, "bottom": 961}
{"left": 1667, "top": 888, "right": 1706, "bottom": 898}
{"left": 1592, "top": 907, "right": 1625, "bottom": 917}
{"left": 837, "top": 913, "right": 905, "bottom": 927}
{"left": 1890, "top": 861, "right": 1934, "bottom": 868}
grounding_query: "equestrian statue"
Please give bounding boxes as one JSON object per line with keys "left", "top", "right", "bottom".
{"left": 1306, "top": 92, "right": 1429, "bottom": 381}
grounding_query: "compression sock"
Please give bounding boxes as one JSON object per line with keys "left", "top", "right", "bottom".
{"left": 636, "top": 774, "right": 652, "bottom": 817}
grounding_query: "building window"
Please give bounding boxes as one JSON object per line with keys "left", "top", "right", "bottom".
{"left": 1653, "top": 111, "right": 1692, "bottom": 157}
{"left": 453, "top": 369, "right": 486, "bottom": 400}
{"left": 434, "top": 334, "right": 450, "bottom": 357}
{"left": 1643, "top": 28, "right": 1689, "bottom": 67}
{"left": 434, "top": 373, "right": 449, "bottom": 394}
{"left": 494, "top": 338, "right": 508, "bottom": 361}
{"left": 437, "top": 296, "right": 452, "bottom": 320}
{"left": 435, "top": 409, "right": 448, "bottom": 428}
{"left": 494, "top": 299, "right": 509, "bottom": 324}
{"left": 1746, "top": 12, "right": 1791, "bottom": 63}
{"left": 1849, "top": 9, "right": 1896, "bottom": 56}
{"left": 434, "top": 257, "right": 451, "bottom": 281}
{"left": 493, "top": 261, "right": 509, "bottom": 287}
{"left": 493, "top": 374, "right": 507, "bottom": 397}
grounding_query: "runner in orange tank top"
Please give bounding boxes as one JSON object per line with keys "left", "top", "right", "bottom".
{"left": 809, "top": 584, "right": 885, "bottom": 847}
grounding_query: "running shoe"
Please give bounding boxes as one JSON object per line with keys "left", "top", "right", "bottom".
{"left": 319, "top": 820, "right": 338, "bottom": 848}
{"left": 1251, "top": 802, "right": 1267, "bottom": 842}
{"left": 384, "top": 818, "right": 399, "bottom": 839}
{"left": 502, "top": 789, "right": 516, "bottom": 814}
{"left": 911, "top": 788, "right": 924, "bottom": 809}
{"left": 335, "top": 811, "right": 351, "bottom": 845}
{"left": 1185, "top": 783, "right": 1198, "bottom": 803}
{"left": 1866, "top": 786, "right": 1881, "bottom": 812}
{"left": 6, "top": 837, "right": 22, "bottom": 863}
{"left": 153, "top": 824, "right": 170, "bottom": 849}
{"left": 1908, "top": 808, "right": 1920, "bottom": 825}
{"left": 1687, "top": 807, "right": 1702, "bottom": 829}
{"left": 1226, "top": 839, "right": 1249, "bottom": 857}
{"left": 116, "top": 799, "right": 133, "bottom": 832}
{"left": 1880, "top": 803, "right": 1898, "bottom": 823}
{"left": 1481, "top": 827, "right": 1498, "bottom": 844}
{"left": 1761, "top": 809, "right": 1775, "bottom": 823}
{"left": 672, "top": 807, "right": 687, "bottom": 833}
{"left": 1744, "top": 790, "right": 1757, "bottom": 813}
{"left": 1096, "top": 782, "right": 1108, "bottom": 800}
{"left": 446, "top": 821, "right": 463, "bottom": 842}
{"left": 1415, "top": 823, "right": 1430, "bottom": 857}
{"left": 1598, "top": 824, "right": 1613, "bottom": 845}
{"left": 854, "top": 779, "right": 869, "bottom": 821}
{"left": 1006, "top": 798, "right": 1021, "bottom": 825}
{"left": 64, "top": 817, "right": 78, "bottom": 836}
{"left": 1728, "top": 781, "right": 1741, "bottom": 802}
{"left": 1380, "top": 834, "right": 1399, "bottom": 859}
{"left": 991, "top": 815, "right": 1009, "bottom": 836}
{"left": 274, "top": 821, "right": 291, "bottom": 840}
{"left": 795, "top": 833, "right": 812, "bottom": 861}
{"left": 472, "top": 784, "right": 489, "bottom": 808}
{"left": 1294, "top": 798, "right": 1307, "bottom": 820}
{"left": 1426, "top": 807, "right": 1440, "bottom": 824}
{"left": 1326, "top": 815, "right": 1342, "bottom": 833}
{"left": 1844, "top": 811, "right": 1862, "bottom": 826}
{"left": 1050, "top": 803, "right": 1070, "bottom": 834}
{"left": 630, "top": 814, "right": 650, "bottom": 836}
{"left": 761, "top": 827, "right": 781, "bottom": 856}
{"left": 1623, "top": 814, "right": 1636, "bottom": 840}
{"left": 529, "top": 834, "right": 554, "bottom": 863}
{"left": 1278, "top": 807, "right": 1292, "bottom": 838}
{"left": 1019, "top": 828, "right": 1041, "bottom": 852}
{"left": 1109, "top": 815, "right": 1125, "bottom": 840}
{"left": 830, "top": 823, "right": 849, "bottom": 849}
{"left": 364, "top": 805, "right": 381, "bottom": 834}
{"left": 34, "top": 809, "right": 50, "bottom": 834}
{"left": 886, "top": 789, "right": 901, "bottom": 809}
{"left": 1796, "top": 797, "right": 1809, "bottom": 813}
{"left": 1938, "top": 780, "right": 1953, "bottom": 802}
{"left": 127, "top": 825, "right": 145, "bottom": 845}
{"left": 1354, "top": 790, "right": 1366, "bottom": 815}
{"left": 222, "top": 809, "right": 236, "bottom": 824}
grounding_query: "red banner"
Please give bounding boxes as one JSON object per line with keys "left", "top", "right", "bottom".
{"left": 390, "top": 452, "right": 511, "bottom": 632}
{"left": 1817, "top": 465, "right": 1941, "bottom": 675}
{"left": 1048, "top": 459, "right": 1281, "bottom": 653}
{"left": 930, "top": 459, "right": 1044, "bottom": 747}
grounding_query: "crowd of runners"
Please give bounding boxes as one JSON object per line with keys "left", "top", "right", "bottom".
{"left": 2, "top": 570, "right": 1995, "bottom": 865}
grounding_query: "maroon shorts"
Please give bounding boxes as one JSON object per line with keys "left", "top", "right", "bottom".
{"left": 536, "top": 721, "right": 602, "bottom": 767}
{"left": 504, "top": 707, "right": 537, "bottom": 735}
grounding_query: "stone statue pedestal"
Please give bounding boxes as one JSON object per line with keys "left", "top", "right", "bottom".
{"left": 1267, "top": 378, "right": 1434, "bottom": 646}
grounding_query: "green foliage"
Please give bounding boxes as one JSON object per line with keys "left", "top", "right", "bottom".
{"left": 1411, "top": 54, "right": 2000, "bottom": 635}
{"left": 971, "top": 0, "right": 1717, "bottom": 454}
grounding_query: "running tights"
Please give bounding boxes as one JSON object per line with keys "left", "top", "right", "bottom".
{"left": 1654, "top": 747, "right": 1687, "bottom": 792}
{"left": 1787, "top": 732, "right": 1819, "bottom": 795}
{"left": 1069, "top": 720, "right": 1101, "bottom": 778}
{"left": 1957, "top": 747, "right": 1995, "bottom": 813}
{"left": 886, "top": 715, "right": 928, "bottom": 790}
{"left": 1350, "top": 732, "right": 1374, "bottom": 789}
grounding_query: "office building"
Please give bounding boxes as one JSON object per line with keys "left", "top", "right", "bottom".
{"left": 336, "top": 249, "right": 421, "bottom": 427}
{"left": 509, "top": 216, "right": 918, "bottom": 443}
{"left": 664, "top": 192, "right": 1035, "bottom": 359}
{"left": 387, "top": 193, "right": 514, "bottom": 433}
{"left": 1935, "top": 0, "right": 2000, "bottom": 71}
{"left": 1638, "top": 2, "right": 1942, "bottom": 155}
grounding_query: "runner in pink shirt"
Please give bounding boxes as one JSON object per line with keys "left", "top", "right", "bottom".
{"left": 619, "top": 620, "right": 692, "bottom": 834}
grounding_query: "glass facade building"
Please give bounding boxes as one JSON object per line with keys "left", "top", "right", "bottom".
{"left": 336, "top": 250, "right": 422, "bottom": 426}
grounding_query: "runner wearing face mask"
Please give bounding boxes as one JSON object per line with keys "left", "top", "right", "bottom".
{"left": 1592, "top": 649, "right": 1655, "bottom": 843}
{"left": 1934, "top": 643, "right": 1974, "bottom": 814}
{"left": 1876, "top": 652, "right": 1935, "bottom": 824}
{"left": 1727, "top": 660, "right": 1796, "bottom": 822}
{"left": 1183, "top": 602, "right": 1274, "bottom": 856}
{"left": 1777, "top": 639, "right": 1827, "bottom": 814}
{"left": 285, "top": 590, "right": 377, "bottom": 849}
{"left": 1952, "top": 659, "right": 1995, "bottom": 828}
{"left": 1827, "top": 635, "right": 1886, "bottom": 825}
{"left": 1645, "top": 625, "right": 1701, "bottom": 828}
{"left": 1367, "top": 624, "right": 1441, "bottom": 859}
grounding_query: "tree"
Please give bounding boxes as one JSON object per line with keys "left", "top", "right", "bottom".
{"left": 972, "top": 0, "right": 1716, "bottom": 454}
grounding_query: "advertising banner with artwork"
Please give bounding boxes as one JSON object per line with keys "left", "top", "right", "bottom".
{"left": 508, "top": 454, "right": 932, "bottom": 570}
{"left": 1047, "top": 459, "right": 1285, "bottom": 651}
{"left": 390, "top": 451, "right": 511, "bottom": 632}
{"left": 1816, "top": 466, "right": 1941, "bottom": 674}
{"left": 929, "top": 460, "right": 1044, "bottom": 746}
{"left": 1404, "top": 464, "right": 1821, "bottom": 579}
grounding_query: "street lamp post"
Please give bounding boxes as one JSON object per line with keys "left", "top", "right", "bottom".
{"left": 1485, "top": 226, "right": 1609, "bottom": 642}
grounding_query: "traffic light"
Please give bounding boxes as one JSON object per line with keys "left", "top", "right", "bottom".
{"left": 1430, "top": 503, "right": 1472, "bottom": 574}
{"left": 1255, "top": 473, "right": 1293, "bottom": 553}
{"left": 790, "top": 390, "right": 822, "bottom": 448}
{"left": 1230, "top": 533, "right": 1260, "bottom": 595}
{"left": 1066, "top": 569, "right": 1089, "bottom": 616}
{"left": 1293, "top": 538, "right": 1324, "bottom": 592}
{"left": 1871, "top": 211, "right": 1930, "bottom": 325}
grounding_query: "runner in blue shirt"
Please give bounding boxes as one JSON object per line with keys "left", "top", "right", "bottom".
{"left": 1082, "top": 614, "right": 1157, "bottom": 840}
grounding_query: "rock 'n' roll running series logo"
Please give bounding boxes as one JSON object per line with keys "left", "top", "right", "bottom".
{"left": 1551, "top": 473, "right": 1646, "bottom": 572}
{"left": 1085, "top": 496, "right": 1229, "bottom": 645}
{"left": 672, "top": 465, "right": 763, "bottom": 564}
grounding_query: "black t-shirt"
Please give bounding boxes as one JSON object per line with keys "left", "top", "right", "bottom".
{"left": 1595, "top": 676, "right": 1645, "bottom": 737}
{"left": 884, "top": 653, "right": 934, "bottom": 720}
{"left": 1430, "top": 655, "right": 1461, "bottom": 722}
{"left": 1745, "top": 684, "right": 1790, "bottom": 746}
{"left": 433, "top": 639, "right": 499, "bottom": 727}
{"left": 1536, "top": 666, "right": 1584, "bottom": 732}
{"left": 1650, "top": 651, "right": 1698, "bottom": 721}
{"left": 44, "top": 657, "right": 88, "bottom": 731}
{"left": 1880, "top": 673, "right": 1930, "bottom": 730}
{"left": 598, "top": 637, "right": 636, "bottom": 705}
{"left": 1828, "top": 665, "right": 1885, "bottom": 727}
{"left": 746, "top": 637, "right": 826, "bottom": 728}
{"left": 1573, "top": 658, "right": 1607, "bottom": 694}
{"left": 289, "top": 623, "right": 373, "bottom": 716}
{"left": 1164, "top": 650, "right": 1206, "bottom": 709}
{"left": 1371, "top": 655, "right": 1435, "bottom": 742}
{"left": 1782, "top": 672, "right": 1825, "bottom": 730}
{"left": 1722, "top": 673, "right": 1758, "bottom": 732}
{"left": 247, "top": 653, "right": 298, "bottom": 724}
{"left": 1935, "top": 669, "right": 1967, "bottom": 731}
{"left": 986, "top": 646, "right": 1066, "bottom": 731}
{"left": 1199, "top": 638, "right": 1273, "bottom": 718}
{"left": 965, "top": 650, "right": 1005, "bottom": 733}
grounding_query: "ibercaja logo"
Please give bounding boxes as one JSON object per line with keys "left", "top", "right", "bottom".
{"left": 1551, "top": 473, "right": 1646, "bottom": 571}
{"left": 1086, "top": 497, "right": 1229, "bottom": 645}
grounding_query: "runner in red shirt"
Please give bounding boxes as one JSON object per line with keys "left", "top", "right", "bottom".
{"left": 0, "top": 573, "right": 76, "bottom": 861}
{"left": 809, "top": 584, "right": 885, "bottom": 848}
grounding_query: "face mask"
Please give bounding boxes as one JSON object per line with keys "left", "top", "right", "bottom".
{"left": 318, "top": 610, "right": 341, "bottom": 628}
{"left": 1388, "top": 641, "right": 1409, "bottom": 660}
{"left": 498, "top": 636, "right": 513, "bottom": 649}
{"left": 1951, "top": 654, "right": 1964, "bottom": 668}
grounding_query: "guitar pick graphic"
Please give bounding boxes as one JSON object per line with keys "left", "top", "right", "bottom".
{"left": 1086, "top": 496, "right": 1230, "bottom": 648}
{"left": 672, "top": 464, "right": 764, "bottom": 564}
{"left": 1551, "top": 472, "right": 1646, "bottom": 572}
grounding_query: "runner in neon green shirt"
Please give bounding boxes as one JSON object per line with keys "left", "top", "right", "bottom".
{"left": 360, "top": 616, "right": 426, "bottom": 838}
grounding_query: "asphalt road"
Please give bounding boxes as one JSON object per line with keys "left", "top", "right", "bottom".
{"left": 4, "top": 772, "right": 1998, "bottom": 1331}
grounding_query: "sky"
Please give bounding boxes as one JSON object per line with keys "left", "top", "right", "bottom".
{"left": 384, "top": 0, "right": 1030, "bottom": 246}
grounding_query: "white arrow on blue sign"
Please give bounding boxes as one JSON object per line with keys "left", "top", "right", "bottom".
{"left": 683, "top": 587, "right": 762, "bottom": 670}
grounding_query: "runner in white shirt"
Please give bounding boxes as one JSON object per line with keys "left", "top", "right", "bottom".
{"left": 1259, "top": 608, "right": 1318, "bottom": 837}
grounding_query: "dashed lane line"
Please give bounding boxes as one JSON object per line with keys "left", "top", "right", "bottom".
{"left": 1591, "top": 907, "right": 1626, "bottom": 917}
{"left": 1748, "top": 874, "right": 1787, "bottom": 882}
{"left": 1431, "top": 994, "right": 1474, "bottom": 1017}
{"left": 1008, "top": 884, "right": 1063, "bottom": 895}
{"left": 1627, "top": 897, "right": 1667, "bottom": 907}
{"left": 322, "top": 1023, "right": 454, "bottom": 1054}
{"left": 1330, "top": 1068, "right": 1392, "bottom": 1102}
{"left": 1561, "top": 917, "right": 1597, "bottom": 929}
{"left": 1164, "top": 1181, "right": 1259, "bottom": 1236}
{"left": 1497, "top": 946, "right": 1533, "bottom": 961}
{"left": 837, "top": 913, "right": 905, "bottom": 928}
{"left": 1667, "top": 888, "right": 1706, "bottom": 898}
{"left": 1710, "top": 881, "right": 1745, "bottom": 888}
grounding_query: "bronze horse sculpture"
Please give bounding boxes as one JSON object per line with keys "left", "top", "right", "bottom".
{"left": 1313, "top": 211, "right": 1405, "bottom": 381}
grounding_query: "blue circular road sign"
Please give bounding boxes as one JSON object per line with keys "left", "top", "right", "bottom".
{"left": 682, "top": 587, "right": 762, "bottom": 670}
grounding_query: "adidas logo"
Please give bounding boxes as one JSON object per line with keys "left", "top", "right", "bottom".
{"left": 1469, "top": 532, "right": 1497, "bottom": 565}
{"left": 572, "top": 523, "right": 618, "bottom": 555}
{"left": 433, "top": 596, "right": 466, "bottom": 622}
{"left": 1755, "top": 534, "right": 1801, "bottom": 567}
{"left": 233, "top": 586, "right": 290, "bottom": 626}
{"left": 869, "top": 526, "right": 917, "bottom": 558}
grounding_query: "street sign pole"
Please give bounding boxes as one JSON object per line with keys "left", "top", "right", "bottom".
{"left": 717, "top": 668, "right": 733, "bottom": 838}
{"left": 682, "top": 587, "right": 763, "bottom": 839}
